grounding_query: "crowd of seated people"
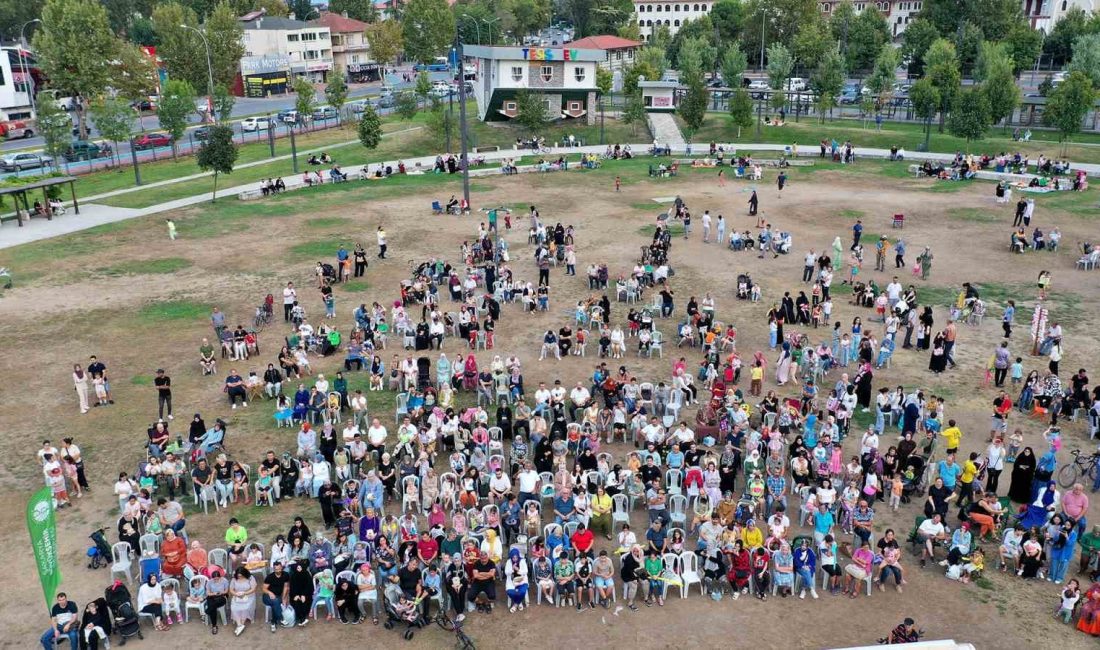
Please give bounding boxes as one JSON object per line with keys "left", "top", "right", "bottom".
{"left": 604, "top": 144, "right": 633, "bottom": 159}
{"left": 261, "top": 178, "right": 287, "bottom": 196}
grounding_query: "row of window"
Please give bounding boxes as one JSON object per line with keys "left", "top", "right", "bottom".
{"left": 819, "top": 0, "right": 920, "bottom": 10}
{"left": 636, "top": 3, "right": 710, "bottom": 12}
{"left": 286, "top": 32, "right": 329, "bottom": 42}
{"left": 510, "top": 65, "right": 587, "bottom": 83}
{"left": 641, "top": 19, "right": 684, "bottom": 27}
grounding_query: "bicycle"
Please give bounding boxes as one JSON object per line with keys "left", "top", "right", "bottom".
{"left": 435, "top": 612, "right": 475, "bottom": 650}
{"left": 1057, "top": 449, "right": 1100, "bottom": 489}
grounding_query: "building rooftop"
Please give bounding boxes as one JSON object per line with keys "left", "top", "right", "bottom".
{"left": 239, "top": 16, "right": 314, "bottom": 30}
{"left": 310, "top": 11, "right": 370, "bottom": 33}
{"left": 563, "top": 35, "right": 642, "bottom": 50}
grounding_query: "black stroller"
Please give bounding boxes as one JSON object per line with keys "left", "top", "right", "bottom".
{"left": 417, "top": 357, "right": 431, "bottom": 391}
{"left": 382, "top": 592, "right": 428, "bottom": 640}
{"left": 87, "top": 528, "right": 112, "bottom": 569}
{"left": 80, "top": 598, "right": 113, "bottom": 650}
{"left": 737, "top": 274, "right": 753, "bottom": 299}
{"left": 105, "top": 582, "right": 143, "bottom": 644}
{"left": 319, "top": 262, "right": 338, "bottom": 284}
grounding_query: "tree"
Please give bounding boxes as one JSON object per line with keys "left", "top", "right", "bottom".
{"left": 909, "top": 76, "right": 940, "bottom": 149}
{"left": 514, "top": 89, "right": 550, "bottom": 132}
{"left": 765, "top": 42, "right": 794, "bottom": 91}
{"left": 104, "top": 0, "right": 137, "bottom": 34}
{"left": 1002, "top": 22, "right": 1043, "bottom": 75}
{"left": 637, "top": 46, "right": 669, "bottom": 77}
{"left": 866, "top": 44, "right": 900, "bottom": 108}
{"left": 128, "top": 16, "right": 159, "bottom": 46}
{"left": 206, "top": 2, "right": 246, "bottom": 89}
{"left": 974, "top": 41, "right": 1004, "bottom": 83}
{"left": 35, "top": 95, "right": 73, "bottom": 167}
{"left": 920, "top": 0, "right": 1020, "bottom": 43}
{"left": 0, "top": 0, "right": 45, "bottom": 43}
{"left": 741, "top": 0, "right": 818, "bottom": 67}
{"left": 728, "top": 87, "right": 754, "bottom": 137}
{"left": 710, "top": 0, "right": 744, "bottom": 42}
{"left": 720, "top": 41, "right": 748, "bottom": 89}
{"left": 980, "top": 44, "right": 1019, "bottom": 131}
{"left": 947, "top": 85, "right": 991, "bottom": 148}
{"left": 509, "top": 0, "right": 552, "bottom": 39}
{"left": 679, "top": 67, "right": 708, "bottom": 134}
{"left": 810, "top": 46, "right": 845, "bottom": 122}
{"left": 596, "top": 67, "right": 613, "bottom": 96}
{"left": 111, "top": 41, "right": 159, "bottom": 105}
{"left": 415, "top": 71, "right": 432, "bottom": 99}
{"left": 617, "top": 21, "right": 642, "bottom": 42}
{"left": 403, "top": 0, "right": 454, "bottom": 62}
{"left": 88, "top": 97, "right": 133, "bottom": 166}
{"left": 1043, "top": 71, "right": 1097, "bottom": 154}
{"left": 33, "top": 0, "right": 118, "bottom": 138}
{"left": 152, "top": 2, "right": 206, "bottom": 91}
{"left": 1044, "top": 6, "right": 1092, "bottom": 64}
{"left": 357, "top": 104, "right": 383, "bottom": 149}
{"left": 212, "top": 84, "right": 235, "bottom": 123}
{"left": 324, "top": 69, "right": 350, "bottom": 122}
{"left": 621, "top": 93, "right": 646, "bottom": 135}
{"left": 196, "top": 124, "right": 238, "bottom": 202}
{"left": 668, "top": 17, "right": 716, "bottom": 72}
{"left": 1067, "top": 34, "right": 1100, "bottom": 88}
{"left": 395, "top": 91, "right": 419, "bottom": 120}
{"left": 366, "top": 20, "right": 403, "bottom": 69}
{"left": 289, "top": 0, "right": 313, "bottom": 20}
{"left": 328, "top": 0, "right": 379, "bottom": 22}
{"left": 676, "top": 35, "right": 706, "bottom": 78}
{"left": 924, "top": 38, "right": 960, "bottom": 132}
{"left": 254, "top": 0, "right": 290, "bottom": 16}
{"left": 845, "top": 6, "right": 890, "bottom": 72}
{"left": 158, "top": 79, "right": 196, "bottom": 158}
{"left": 792, "top": 17, "right": 830, "bottom": 69}
{"left": 292, "top": 77, "right": 316, "bottom": 128}
{"left": 955, "top": 21, "right": 985, "bottom": 74}
{"left": 426, "top": 97, "right": 456, "bottom": 143}
{"left": 900, "top": 17, "right": 939, "bottom": 75}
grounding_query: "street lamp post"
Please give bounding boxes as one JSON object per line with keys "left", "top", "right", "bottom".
{"left": 19, "top": 19, "right": 41, "bottom": 116}
{"left": 758, "top": 10, "right": 766, "bottom": 73}
{"left": 181, "top": 24, "right": 216, "bottom": 123}
{"left": 461, "top": 14, "right": 481, "bottom": 45}
{"left": 454, "top": 32, "right": 471, "bottom": 213}
{"left": 483, "top": 17, "right": 501, "bottom": 45}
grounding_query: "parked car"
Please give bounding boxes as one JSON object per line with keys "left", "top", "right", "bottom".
{"left": 350, "top": 100, "right": 371, "bottom": 114}
{"left": 192, "top": 126, "right": 212, "bottom": 141}
{"left": 241, "top": 117, "right": 272, "bottom": 132}
{"left": 130, "top": 98, "right": 158, "bottom": 112}
{"left": 747, "top": 79, "right": 770, "bottom": 99}
{"left": 312, "top": 106, "right": 338, "bottom": 120}
{"left": 839, "top": 84, "right": 863, "bottom": 104}
{"left": 786, "top": 77, "right": 807, "bottom": 92}
{"left": 429, "top": 86, "right": 452, "bottom": 99}
{"left": 376, "top": 94, "right": 396, "bottom": 108}
{"left": 63, "top": 140, "right": 107, "bottom": 161}
{"left": 0, "top": 152, "right": 54, "bottom": 171}
{"left": 278, "top": 110, "right": 299, "bottom": 124}
{"left": 0, "top": 119, "right": 35, "bottom": 139}
{"left": 132, "top": 132, "right": 172, "bottom": 150}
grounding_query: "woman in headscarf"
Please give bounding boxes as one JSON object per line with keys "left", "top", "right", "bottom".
{"left": 534, "top": 434, "right": 554, "bottom": 474}
{"left": 928, "top": 332, "right": 948, "bottom": 373}
{"left": 186, "top": 540, "right": 208, "bottom": 574}
{"left": 504, "top": 547, "right": 529, "bottom": 612}
{"left": 137, "top": 573, "right": 168, "bottom": 631}
{"left": 288, "top": 561, "right": 313, "bottom": 625}
{"left": 831, "top": 237, "right": 843, "bottom": 271}
{"left": 726, "top": 540, "right": 752, "bottom": 593}
{"left": 463, "top": 355, "right": 479, "bottom": 391}
{"left": 720, "top": 444, "right": 741, "bottom": 495}
{"left": 436, "top": 353, "right": 451, "bottom": 389}
{"left": 1077, "top": 582, "right": 1100, "bottom": 635}
{"left": 1009, "top": 447, "right": 1037, "bottom": 503}
{"left": 775, "top": 342, "right": 792, "bottom": 386}
{"left": 1018, "top": 479, "right": 1059, "bottom": 529}
{"left": 773, "top": 542, "right": 795, "bottom": 597}
{"left": 334, "top": 574, "right": 361, "bottom": 623}
{"left": 160, "top": 529, "right": 187, "bottom": 577}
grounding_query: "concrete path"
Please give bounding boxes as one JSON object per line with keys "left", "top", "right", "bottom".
{"left": 646, "top": 113, "right": 686, "bottom": 147}
{"left": 2, "top": 141, "right": 1096, "bottom": 251}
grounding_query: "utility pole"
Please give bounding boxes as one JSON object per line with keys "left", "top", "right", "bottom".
{"left": 455, "top": 34, "right": 471, "bottom": 212}
{"left": 129, "top": 137, "right": 143, "bottom": 185}
{"left": 447, "top": 47, "right": 455, "bottom": 152}
{"left": 289, "top": 122, "right": 299, "bottom": 173}
{"left": 181, "top": 24, "right": 216, "bottom": 122}
{"left": 759, "top": 10, "right": 766, "bottom": 73}
{"left": 19, "top": 19, "right": 41, "bottom": 116}
{"left": 267, "top": 114, "right": 275, "bottom": 157}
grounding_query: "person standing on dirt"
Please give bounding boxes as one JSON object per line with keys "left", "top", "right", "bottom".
{"left": 377, "top": 227, "right": 387, "bottom": 259}
{"left": 748, "top": 190, "right": 759, "bottom": 216}
{"left": 282, "top": 282, "right": 297, "bottom": 322}
{"left": 154, "top": 369, "right": 173, "bottom": 421}
{"left": 776, "top": 172, "right": 787, "bottom": 198}
{"left": 851, "top": 220, "right": 863, "bottom": 251}
{"left": 894, "top": 239, "right": 906, "bottom": 269}
{"left": 353, "top": 243, "right": 367, "bottom": 278}
{"left": 917, "top": 247, "right": 933, "bottom": 280}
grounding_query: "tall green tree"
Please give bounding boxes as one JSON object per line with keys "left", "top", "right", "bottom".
{"left": 765, "top": 42, "right": 793, "bottom": 112}
{"left": 33, "top": 0, "right": 118, "bottom": 138}
{"left": 637, "top": 46, "right": 669, "bottom": 76}
{"left": 357, "top": 104, "right": 383, "bottom": 149}
{"left": 792, "top": 17, "right": 830, "bottom": 69}
{"left": 924, "top": 38, "right": 961, "bottom": 132}
{"left": 667, "top": 17, "right": 716, "bottom": 72}
{"left": 366, "top": 20, "right": 403, "bottom": 69}
{"left": 1043, "top": 70, "right": 1097, "bottom": 154}
{"left": 974, "top": 40, "right": 1006, "bottom": 83}
{"left": 679, "top": 66, "right": 708, "bottom": 134}
{"left": 289, "top": 0, "right": 313, "bottom": 20}
{"left": 741, "top": 0, "right": 817, "bottom": 68}
{"left": 1067, "top": 34, "right": 1100, "bottom": 88}
{"left": 596, "top": 67, "right": 613, "bottom": 96}
{"left": 810, "top": 46, "right": 845, "bottom": 122}
{"left": 514, "top": 90, "right": 550, "bottom": 132}
{"left": 292, "top": 77, "right": 316, "bottom": 128}
{"left": 909, "top": 77, "right": 940, "bottom": 149}
{"left": 404, "top": 0, "right": 455, "bottom": 62}
{"left": 196, "top": 123, "right": 238, "bottom": 202}
{"left": 621, "top": 93, "right": 646, "bottom": 135}
{"left": 104, "top": 0, "right": 137, "bottom": 34}
{"left": 720, "top": 41, "right": 748, "bottom": 89}
{"left": 1002, "top": 22, "right": 1043, "bottom": 75}
{"left": 947, "top": 85, "right": 991, "bottom": 148}
{"left": 88, "top": 97, "right": 135, "bottom": 166}
{"left": 426, "top": 97, "right": 456, "bottom": 143}
{"left": 328, "top": 0, "right": 379, "bottom": 22}
{"left": 866, "top": 44, "right": 900, "bottom": 109}
{"left": 900, "top": 17, "right": 939, "bottom": 75}
{"left": 845, "top": 6, "right": 889, "bottom": 71}
{"left": 151, "top": 2, "right": 206, "bottom": 91}
{"left": 112, "top": 41, "right": 159, "bottom": 105}
{"left": 0, "top": 0, "right": 45, "bottom": 42}
{"left": 206, "top": 2, "right": 246, "bottom": 89}
{"left": 955, "top": 21, "right": 985, "bottom": 74}
{"left": 508, "top": 0, "right": 552, "bottom": 39}
{"left": 728, "top": 88, "right": 754, "bottom": 137}
{"left": 920, "top": 0, "right": 1020, "bottom": 43}
{"left": 212, "top": 83, "right": 235, "bottom": 123}
{"left": 1044, "top": 6, "right": 1092, "bottom": 64}
{"left": 35, "top": 95, "right": 73, "bottom": 166}
{"left": 157, "top": 79, "right": 196, "bottom": 158}
{"left": 325, "top": 69, "right": 350, "bottom": 121}
{"left": 395, "top": 91, "right": 419, "bottom": 119}
{"left": 982, "top": 46, "right": 1020, "bottom": 131}
{"left": 128, "top": 16, "right": 159, "bottom": 46}
{"left": 415, "top": 71, "right": 433, "bottom": 99}
{"left": 710, "top": 0, "right": 744, "bottom": 42}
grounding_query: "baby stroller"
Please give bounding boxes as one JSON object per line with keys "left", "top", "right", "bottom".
{"left": 900, "top": 455, "right": 927, "bottom": 504}
{"left": 737, "top": 274, "right": 753, "bottom": 300}
{"left": 417, "top": 357, "right": 432, "bottom": 391}
{"left": 105, "top": 581, "right": 144, "bottom": 644}
{"left": 81, "top": 597, "right": 113, "bottom": 650}
{"left": 382, "top": 592, "right": 427, "bottom": 640}
{"left": 319, "top": 262, "right": 338, "bottom": 284}
{"left": 87, "top": 527, "right": 112, "bottom": 569}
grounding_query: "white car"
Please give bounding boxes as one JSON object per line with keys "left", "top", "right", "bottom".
{"left": 786, "top": 77, "right": 807, "bottom": 92}
{"left": 241, "top": 117, "right": 272, "bottom": 132}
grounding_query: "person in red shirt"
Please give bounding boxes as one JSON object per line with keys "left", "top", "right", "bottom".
{"left": 751, "top": 547, "right": 771, "bottom": 600}
{"left": 990, "top": 391, "right": 1013, "bottom": 440}
{"left": 571, "top": 523, "right": 596, "bottom": 559}
{"left": 417, "top": 531, "right": 439, "bottom": 565}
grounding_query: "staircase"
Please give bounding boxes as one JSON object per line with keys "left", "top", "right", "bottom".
{"left": 645, "top": 112, "right": 686, "bottom": 148}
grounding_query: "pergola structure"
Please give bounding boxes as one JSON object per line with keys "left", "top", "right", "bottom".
{"left": 0, "top": 176, "right": 79, "bottom": 227}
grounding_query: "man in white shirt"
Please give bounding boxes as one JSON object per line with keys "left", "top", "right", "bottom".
{"left": 366, "top": 418, "right": 388, "bottom": 459}
{"left": 282, "top": 282, "right": 297, "bottom": 322}
{"left": 803, "top": 250, "right": 816, "bottom": 283}
{"left": 672, "top": 422, "right": 695, "bottom": 445}
{"left": 350, "top": 391, "right": 368, "bottom": 426}
{"left": 534, "top": 382, "right": 552, "bottom": 416}
{"left": 315, "top": 374, "right": 329, "bottom": 394}
{"left": 642, "top": 417, "right": 665, "bottom": 446}
{"left": 488, "top": 467, "right": 512, "bottom": 503}
{"left": 885, "top": 278, "right": 903, "bottom": 310}
{"left": 298, "top": 320, "right": 314, "bottom": 339}
{"left": 917, "top": 513, "right": 948, "bottom": 566}
{"left": 569, "top": 383, "right": 591, "bottom": 421}
{"left": 550, "top": 380, "right": 567, "bottom": 405}
{"left": 349, "top": 434, "right": 369, "bottom": 474}
{"left": 701, "top": 211, "right": 712, "bottom": 243}
{"left": 516, "top": 463, "right": 540, "bottom": 506}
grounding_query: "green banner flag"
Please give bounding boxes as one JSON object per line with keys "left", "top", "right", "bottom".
{"left": 27, "top": 487, "right": 61, "bottom": 610}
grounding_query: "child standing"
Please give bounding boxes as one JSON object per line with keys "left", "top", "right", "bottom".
{"left": 92, "top": 375, "right": 109, "bottom": 406}
{"left": 1007, "top": 428, "right": 1025, "bottom": 462}
{"left": 889, "top": 474, "right": 903, "bottom": 511}
{"left": 166, "top": 218, "right": 177, "bottom": 241}
{"left": 1057, "top": 579, "right": 1081, "bottom": 623}
{"left": 162, "top": 580, "right": 182, "bottom": 624}
{"left": 614, "top": 176, "right": 621, "bottom": 192}
{"left": 1011, "top": 357, "right": 1024, "bottom": 385}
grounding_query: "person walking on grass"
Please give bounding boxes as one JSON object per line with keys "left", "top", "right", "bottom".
{"left": 166, "top": 218, "right": 177, "bottom": 240}
{"left": 777, "top": 171, "right": 787, "bottom": 198}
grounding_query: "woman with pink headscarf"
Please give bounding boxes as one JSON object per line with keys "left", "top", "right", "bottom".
{"left": 463, "top": 355, "right": 478, "bottom": 391}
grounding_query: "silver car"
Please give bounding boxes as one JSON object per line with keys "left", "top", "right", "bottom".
{"left": 0, "top": 152, "right": 54, "bottom": 171}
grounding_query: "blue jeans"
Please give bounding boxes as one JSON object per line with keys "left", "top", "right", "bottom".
{"left": 263, "top": 593, "right": 285, "bottom": 626}
{"left": 797, "top": 567, "right": 815, "bottom": 591}
{"left": 1051, "top": 557, "right": 1070, "bottom": 583}
{"left": 41, "top": 624, "right": 78, "bottom": 650}
{"left": 879, "top": 565, "right": 902, "bottom": 585}
{"left": 875, "top": 409, "right": 885, "bottom": 434}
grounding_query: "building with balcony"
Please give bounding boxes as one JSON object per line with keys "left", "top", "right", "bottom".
{"left": 310, "top": 12, "right": 381, "bottom": 82}
{"left": 634, "top": 0, "right": 713, "bottom": 41}
{"left": 239, "top": 15, "right": 333, "bottom": 90}
{"left": 564, "top": 35, "right": 642, "bottom": 92}
{"left": 816, "top": 1, "right": 922, "bottom": 38}
{"left": 464, "top": 45, "right": 604, "bottom": 124}
{"left": 1023, "top": 0, "right": 1098, "bottom": 33}
{"left": 0, "top": 48, "right": 36, "bottom": 121}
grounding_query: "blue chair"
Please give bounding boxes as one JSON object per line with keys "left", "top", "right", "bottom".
{"left": 431, "top": 201, "right": 443, "bottom": 214}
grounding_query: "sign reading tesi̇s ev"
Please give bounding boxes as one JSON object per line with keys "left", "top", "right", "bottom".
{"left": 521, "top": 49, "right": 579, "bottom": 61}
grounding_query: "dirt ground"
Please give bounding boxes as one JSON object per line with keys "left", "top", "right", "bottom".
{"left": 2, "top": 159, "right": 1100, "bottom": 649}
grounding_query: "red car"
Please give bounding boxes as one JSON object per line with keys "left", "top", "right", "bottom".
{"left": 132, "top": 132, "right": 172, "bottom": 150}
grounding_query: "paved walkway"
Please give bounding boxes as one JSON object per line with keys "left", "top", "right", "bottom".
{"left": 2, "top": 141, "right": 1096, "bottom": 251}
{"left": 647, "top": 113, "right": 686, "bottom": 147}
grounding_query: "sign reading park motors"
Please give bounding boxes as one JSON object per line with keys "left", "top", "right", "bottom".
{"left": 241, "top": 54, "right": 291, "bottom": 75}
{"left": 521, "top": 48, "right": 579, "bottom": 61}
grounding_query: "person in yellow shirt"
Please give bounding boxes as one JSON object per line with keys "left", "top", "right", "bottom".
{"left": 589, "top": 486, "right": 614, "bottom": 540}
{"left": 957, "top": 451, "right": 980, "bottom": 510}
{"left": 742, "top": 519, "right": 764, "bottom": 549}
{"left": 750, "top": 363, "right": 764, "bottom": 397}
{"left": 941, "top": 419, "right": 962, "bottom": 455}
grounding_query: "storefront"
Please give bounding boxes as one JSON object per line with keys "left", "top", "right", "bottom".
{"left": 346, "top": 63, "right": 381, "bottom": 83}
{"left": 291, "top": 61, "right": 333, "bottom": 84}
{"left": 239, "top": 54, "right": 291, "bottom": 97}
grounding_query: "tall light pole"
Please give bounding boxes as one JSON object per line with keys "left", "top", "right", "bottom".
{"left": 181, "top": 24, "right": 216, "bottom": 122}
{"left": 20, "top": 19, "right": 41, "bottom": 116}
{"left": 483, "top": 17, "right": 501, "bottom": 45}
{"left": 461, "top": 14, "right": 481, "bottom": 45}
{"left": 454, "top": 31, "right": 471, "bottom": 213}
{"left": 758, "top": 10, "right": 766, "bottom": 73}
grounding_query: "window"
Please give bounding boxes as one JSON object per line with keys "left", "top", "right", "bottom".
{"left": 656, "top": 4, "right": 662, "bottom": 12}
{"left": 287, "top": 34, "right": 299, "bottom": 41}
{"left": 540, "top": 65, "right": 553, "bottom": 82}
{"left": 674, "top": 19, "right": 681, "bottom": 26}
{"left": 674, "top": 4, "right": 680, "bottom": 10}
{"left": 319, "top": 31, "right": 329, "bottom": 39}
{"left": 574, "top": 66, "right": 586, "bottom": 82}
{"left": 351, "top": 54, "right": 359, "bottom": 63}
{"left": 694, "top": 3, "right": 700, "bottom": 10}
{"left": 511, "top": 66, "right": 523, "bottom": 81}
{"left": 569, "top": 101, "right": 581, "bottom": 112}
{"left": 615, "top": 50, "right": 623, "bottom": 60}
{"left": 544, "top": 99, "right": 554, "bottom": 112}
{"left": 647, "top": 19, "right": 653, "bottom": 25}
{"left": 665, "top": 19, "right": 671, "bottom": 25}
{"left": 504, "top": 101, "right": 516, "bottom": 111}
{"left": 639, "top": 19, "right": 646, "bottom": 25}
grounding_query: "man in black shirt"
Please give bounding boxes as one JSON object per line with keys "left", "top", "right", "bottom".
{"left": 467, "top": 552, "right": 497, "bottom": 612}
{"left": 87, "top": 355, "right": 113, "bottom": 404}
{"left": 263, "top": 562, "right": 291, "bottom": 632}
{"left": 397, "top": 557, "right": 424, "bottom": 599}
{"left": 154, "top": 369, "right": 173, "bottom": 420}
{"left": 191, "top": 458, "right": 213, "bottom": 503}
{"left": 260, "top": 451, "right": 282, "bottom": 501}
{"left": 40, "top": 592, "right": 79, "bottom": 648}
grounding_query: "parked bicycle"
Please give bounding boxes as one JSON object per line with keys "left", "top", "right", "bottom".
{"left": 1057, "top": 449, "right": 1100, "bottom": 488}
{"left": 435, "top": 611, "right": 475, "bottom": 650}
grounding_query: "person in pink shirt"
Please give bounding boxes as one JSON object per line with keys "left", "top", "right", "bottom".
{"left": 1062, "top": 483, "right": 1090, "bottom": 535}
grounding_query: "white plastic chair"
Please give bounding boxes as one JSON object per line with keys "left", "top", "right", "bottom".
{"left": 111, "top": 542, "right": 134, "bottom": 583}
{"left": 668, "top": 494, "right": 688, "bottom": 527}
{"left": 395, "top": 392, "right": 409, "bottom": 424}
{"left": 664, "top": 389, "right": 682, "bottom": 419}
{"left": 184, "top": 574, "right": 208, "bottom": 622}
{"left": 678, "top": 551, "right": 702, "bottom": 597}
{"left": 611, "top": 494, "right": 630, "bottom": 529}
{"left": 401, "top": 475, "right": 421, "bottom": 514}
{"left": 195, "top": 482, "right": 220, "bottom": 515}
{"left": 208, "top": 548, "right": 229, "bottom": 574}
{"left": 312, "top": 574, "right": 333, "bottom": 618}
{"left": 665, "top": 469, "right": 683, "bottom": 496}
{"left": 649, "top": 330, "right": 665, "bottom": 358}
{"left": 139, "top": 533, "right": 161, "bottom": 557}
